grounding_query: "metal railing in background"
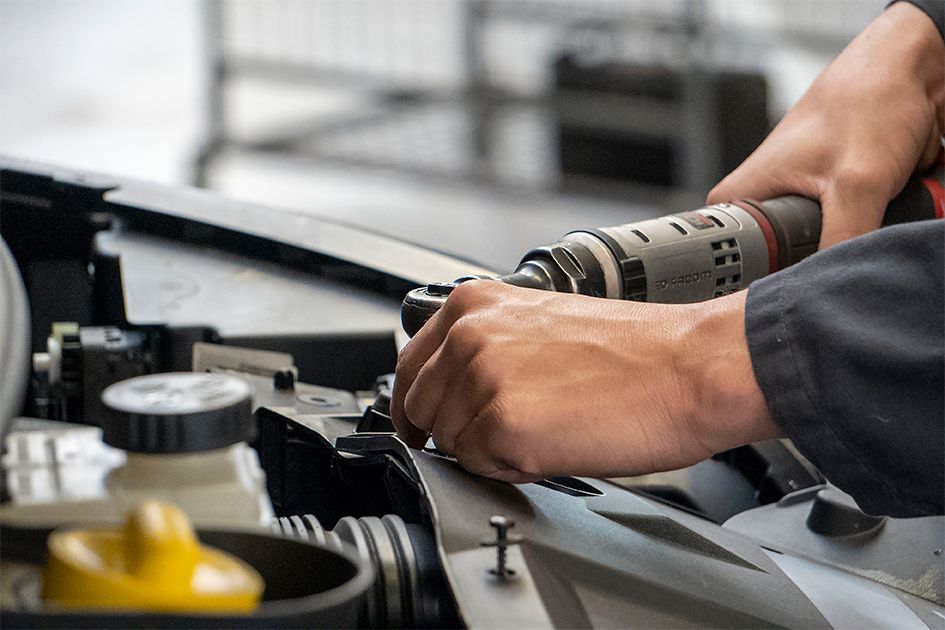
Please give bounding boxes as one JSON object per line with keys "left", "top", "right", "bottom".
{"left": 192, "top": 0, "right": 882, "bottom": 199}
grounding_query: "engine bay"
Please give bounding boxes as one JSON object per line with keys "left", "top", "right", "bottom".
{"left": 1, "top": 158, "right": 942, "bottom": 628}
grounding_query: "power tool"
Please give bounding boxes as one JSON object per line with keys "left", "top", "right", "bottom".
{"left": 401, "top": 175, "right": 944, "bottom": 337}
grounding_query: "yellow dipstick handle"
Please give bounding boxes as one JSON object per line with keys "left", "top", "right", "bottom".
{"left": 41, "top": 501, "right": 263, "bottom": 613}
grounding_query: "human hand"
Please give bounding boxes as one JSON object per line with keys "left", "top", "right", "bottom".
{"left": 708, "top": 2, "right": 944, "bottom": 248}
{"left": 390, "top": 281, "right": 778, "bottom": 483}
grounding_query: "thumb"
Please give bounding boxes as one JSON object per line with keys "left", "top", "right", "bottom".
{"left": 817, "top": 184, "right": 887, "bottom": 249}
{"left": 708, "top": 168, "right": 780, "bottom": 206}
{"left": 707, "top": 155, "right": 812, "bottom": 208}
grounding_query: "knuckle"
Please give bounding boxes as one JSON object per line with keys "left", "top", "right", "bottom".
{"left": 431, "top": 425, "right": 455, "bottom": 454}
{"left": 479, "top": 400, "right": 544, "bottom": 479}
{"left": 443, "top": 317, "right": 483, "bottom": 355}
{"left": 507, "top": 451, "right": 544, "bottom": 481}
{"left": 402, "top": 389, "right": 428, "bottom": 431}
{"left": 450, "top": 280, "right": 478, "bottom": 297}
{"left": 392, "top": 415, "right": 411, "bottom": 436}
{"left": 388, "top": 385, "right": 405, "bottom": 418}
{"left": 444, "top": 281, "right": 480, "bottom": 310}
{"left": 395, "top": 346, "right": 420, "bottom": 382}
{"left": 453, "top": 448, "right": 495, "bottom": 478}
{"left": 395, "top": 351, "right": 410, "bottom": 375}
{"left": 451, "top": 401, "right": 543, "bottom": 481}
{"left": 445, "top": 280, "right": 502, "bottom": 310}
{"left": 388, "top": 394, "right": 402, "bottom": 421}
{"left": 476, "top": 400, "right": 515, "bottom": 449}
{"left": 482, "top": 396, "right": 524, "bottom": 438}
{"left": 402, "top": 388, "right": 416, "bottom": 417}
{"left": 466, "top": 353, "right": 500, "bottom": 393}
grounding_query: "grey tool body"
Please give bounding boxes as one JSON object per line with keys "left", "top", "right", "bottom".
{"left": 400, "top": 196, "right": 820, "bottom": 337}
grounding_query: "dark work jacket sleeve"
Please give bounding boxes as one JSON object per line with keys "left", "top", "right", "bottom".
{"left": 744, "top": 220, "right": 944, "bottom": 517}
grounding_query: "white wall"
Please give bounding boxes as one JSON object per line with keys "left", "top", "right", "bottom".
{"left": 0, "top": 0, "right": 202, "bottom": 184}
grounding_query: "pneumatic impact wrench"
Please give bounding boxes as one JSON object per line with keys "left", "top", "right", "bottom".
{"left": 401, "top": 175, "right": 943, "bottom": 337}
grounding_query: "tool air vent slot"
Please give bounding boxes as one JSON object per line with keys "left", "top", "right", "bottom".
{"left": 668, "top": 221, "right": 688, "bottom": 235}
{"left": 711, "top": 238, "right": 742, "bottom": 297}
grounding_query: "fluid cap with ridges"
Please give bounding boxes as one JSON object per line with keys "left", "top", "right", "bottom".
{"left": 100, "top": 372, "right": 254, "bottom": 453}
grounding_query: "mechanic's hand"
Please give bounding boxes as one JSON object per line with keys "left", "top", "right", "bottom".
{"left": 708, "top": 2, "right": 944, "bottom": 249}
{"left": 390, "top": 281, "right": 778, "bottom": 483}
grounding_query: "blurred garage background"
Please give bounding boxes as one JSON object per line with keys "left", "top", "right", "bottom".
{"left": 0, "top": 0, "right": 884, "bottom": 270}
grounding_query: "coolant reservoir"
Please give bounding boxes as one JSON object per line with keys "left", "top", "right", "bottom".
{"left": 100, "top": 372, "right": 274, "bottom": 529}
{"left": 41, "top": 501, "right": 263, "bottom": 612}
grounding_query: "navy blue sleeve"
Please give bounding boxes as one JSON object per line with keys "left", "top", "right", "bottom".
{"left": 744, "top": 220, "right": 944, "bottom": 517}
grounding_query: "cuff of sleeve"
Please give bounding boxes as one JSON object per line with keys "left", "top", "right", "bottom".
{"left": 744, "top": 274, "right": 892, "bottom": 514}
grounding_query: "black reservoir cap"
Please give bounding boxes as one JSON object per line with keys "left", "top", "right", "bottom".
{"left": 806, "top": 487, "right": 886, "bottom": 538}
{"left": 100, "top": 372, "right": 254, "bottom": 453}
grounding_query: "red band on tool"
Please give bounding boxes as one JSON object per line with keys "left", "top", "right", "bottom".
{"left": 921, "top": 177, "right": 945, "bottom": 219}
{"left": 732, "top": 200, "right": 779, "bottom": 274}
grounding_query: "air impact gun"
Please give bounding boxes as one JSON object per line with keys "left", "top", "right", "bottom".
{"left": 401, "top": 176, "right": 944, "bottom": 338}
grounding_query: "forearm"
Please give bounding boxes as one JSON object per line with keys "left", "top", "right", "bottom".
{"left": 678, "top": 292, "right": 780, "bottom": 456}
